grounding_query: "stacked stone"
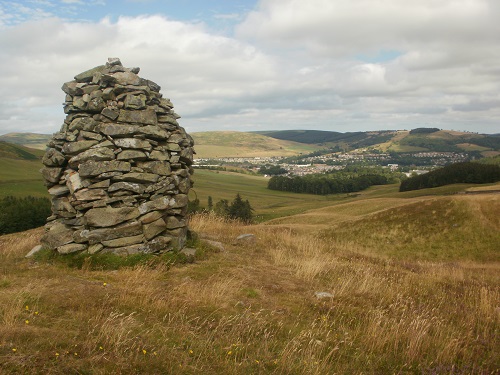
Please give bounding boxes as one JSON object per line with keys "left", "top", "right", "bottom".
{"left": 40, "top": 58, "right": 194, "bottom": 255}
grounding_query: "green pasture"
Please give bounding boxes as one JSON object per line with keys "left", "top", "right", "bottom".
{"left": 0, "top": 158, "right": 47, "bottom": 198}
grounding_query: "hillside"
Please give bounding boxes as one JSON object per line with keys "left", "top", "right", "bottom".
{"left": 3, "top": 129, "right": 500, "bottom": 158}
{"left": 191, "top": 131, "right": 319, "bottom": 158}
{"left": 0, "top": 187, "right": 498, "bottom": 373}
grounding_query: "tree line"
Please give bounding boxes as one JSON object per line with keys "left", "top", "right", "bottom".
{"left": 188, "top": 193, "right": 254, "bottom": 223}
{"left": 0, "top": 196, "right": 51, "bottom": 235}
{"left": 268, "top": 174, "right": 390, "bottom": 195}
{"left": 399, "top": 162, "right": 500, "bottom": 192}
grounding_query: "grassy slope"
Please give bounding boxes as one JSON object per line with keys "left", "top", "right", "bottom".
{"left": 0, "top": 187, "right": 498, "bottom": 373}
{"left": 192, "top": 131, "right": 319, "bottom": 158}
{"left": 0, "top": 133, "right": 50, "bottom": 151}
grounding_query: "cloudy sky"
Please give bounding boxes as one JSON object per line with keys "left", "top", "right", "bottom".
{"left": 0, "top": 0, "right": 499, "bottom": 136}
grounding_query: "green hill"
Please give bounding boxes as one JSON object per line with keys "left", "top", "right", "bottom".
{"left": 0, "top": 133, "right": 50, "bottom": 151}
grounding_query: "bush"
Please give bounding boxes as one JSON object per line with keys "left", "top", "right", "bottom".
{"left": 0, "top": 196, "right": 51, "bottom": 235}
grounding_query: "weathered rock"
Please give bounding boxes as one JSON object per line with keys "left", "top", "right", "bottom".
{"left": 117, "top": 108, "right": 157, "bottom": 125}
{"left": 143, "top": 218, "right": 167, "bottom": 240}
{"left": 79, "top": 160, "right": 131, "bottom": 177}
{"left": 57, "top": 243, "right": 87, "bottom": 254}
{"left": 85, "top": 206, "right": 140, "bottom": 227}
{"left": 40, "top": 58, "right": 194, "bottom": 254}
{"left": 26, "top": 245, "right": 43, "bottom": 258}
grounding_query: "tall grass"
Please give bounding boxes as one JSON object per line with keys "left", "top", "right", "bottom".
{"left": 0, "top": 197, "right": 498, "bottom": 374}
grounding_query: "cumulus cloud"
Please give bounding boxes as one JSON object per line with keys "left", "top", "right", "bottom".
{"left": 0, "top": 0, "right": 499, "bottom": 136}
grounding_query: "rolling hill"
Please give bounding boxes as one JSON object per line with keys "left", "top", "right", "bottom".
{"left": 2, "top": 128, "right": 499, "bottom": 158}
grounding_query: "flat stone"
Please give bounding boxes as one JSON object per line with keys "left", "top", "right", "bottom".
{"left": 165, "top": 216, "right": 185, "bottom": 229}
{"left": 116, "top": 149, "right": 148, "bottom": 161}
{"left": 117, "top": 108, "right": 157, "bottom": 125}
{"left": 98, "top": 123, "right": 140, "bottom": 137}
{"left": 68, "top": 147, "right": 115, "bottom": 168}
{"left": 62, "top": 81, "right": 84, "bottom": 96}
{"left": 149, "top": 150, "right": 169, "bottom": 161}
{"left": 26, "top": 245, "right": 43, "bottom": 258}
{"left": 314, "top": 292, "right": 334, "bottom": 299}
{"left": 57, "top": 243, "right": 87, "bottom": 254}
{"left": 114, "top": 172, "right": 159, "bottom": 184}
{"left": 112, "top": 71, "right": 141, "bottom": 86}
{"left": 101, "top": 234, "right": 144, "bottom": 248}
{"left": 41, "top": 222, "right": 74, "bottom": 249}
{"left": 169, "top": 194, "right": 188, "bottom": 208}
{"left": 85, "top": 206, "right": 140, "bottom": 227}
{"left": 48, "top": 184, "right": 70, "bottom": 196}
{"left": 88, "top": 243, "right": 104, "bottom": 254}
{"left": 108, "top": 181, "right": 145, "bottom": 194}
{"left": 79, "top": 220, "right": 142, "bottom": 244}
{"left": 143, "top": 218, "right": 167, "bottom": 240}
{"left": 138, "top": 196, "right": 171, "bottom": 214}
{"left": 137, "top": 161, "right": 171, "bottom": 176}
{"left": 52, "top": 197, "right": 76, "bottom": 214}
{"left": 79, "top": 160, "right": 131, "bottom": 177}
{"left": 235, "top": 234, "right": 256, "bottom": 244}
{"left": 138, "top": 210, "right": 163, "bottom": 224}
{"left": 102, "top": 244, "right": 145, "bottom": 256}
{"left": 138, "top": 125, "right": 169, "bottom": 140}
{"left": 74, "top": 188, "right": 108, "bottom": 201}
{"left": 80, "top": 131, "right": 103, "bottom": 141}
{"left": 62, "top": 140, "right": 99, "bottom": 155}
{"left": 180, "top": 248, "right": 196, "bottom": 257}
{"left": 88, "top": 179, "right": 110, "bottom": 189}
{"left": 74, "top": 65, "right": 107, "bottom": 83}
{"left": 113, "top": 138, "right": 152, "bottom": 151}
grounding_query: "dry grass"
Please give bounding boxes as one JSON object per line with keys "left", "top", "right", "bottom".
{"left": 0, "top": 195, "right": 499, "bottom": 374}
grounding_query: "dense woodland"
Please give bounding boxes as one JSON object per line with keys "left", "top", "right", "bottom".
{"left": 0, "top": 196, "right": 51, "bottom": 235}
{"left": 399, "top": 162, "right": 500, "bottom": 191}
{"left": 268, "top": 173, "right": 390, "bottom": 195}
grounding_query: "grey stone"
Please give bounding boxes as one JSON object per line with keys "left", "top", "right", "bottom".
{"left": 143, "top": 218, "right": 167, "bottom": 240}
{"left": 117, "top": 108, "right": 157, "bottom": 125}
{"left": 57, "top": 243, "right": 87, "bottom": 254}
{"left": 114, "top": 172, "right": 159, "bottom": 184}
{"left": 41, "top": 222, "right": 74, "bottom": 249}
{"left": 74, "top": 188, "right": 108, "bottom": 201}
{"left": 62, "top": 81, "right": 84, "bottom": 96}
{"left": 41, "top": 167, "right": 63, "bottom": 184}
{"left": 314, "top": 292, "right": 334, "bottom": 299}
{"left": 101, "top": 234, "right": 144, "bottom": 248}
{"left": 109, "top": 181, "right": 145, "bottom": 194}
{"left": 165, "top": 216, "right": 185, "bottom": 229}
{"left": 80, "top": 131, "right": 103, "bottom": 141}
{"left": 180, "top": 248, "right": 196, "bottom": 257}
{"left": 62, "top": 140, "right": 99, "bottom": 155}
{"left": 236, "top": 234, "right": 256, "bottom": 243}
{"left": 138, "top": 125, "right": 169, "bottom": 140}
{"left": 113, "top": 138, "right": 152, "bottom": 151}
{"left": 79, "top": 160, "right": 131, "bottom": 177}
{"left": 85, "top": 206, "right": 140, "bottom": 227}
{"left": 146, "top": 236, "right": 172, "bottom": 252}
{"left": 124, "top": 94, "right": 146, "bottom": 109}
{"left": 68, "top": 117, "right": 97, "bottom": 132}
{"left": 65, "top": 170, "right": 84, "bottom": 194}
{"left": 138, "top": 210, "right": 163, "bottom": 224}
{"left": 80, "top": 220, "right": 142, "bottom": 244}
{"left": 116, "top": 149, "right": 148, "bottom": 161}
{"left": 26, "top": 245, "right": 43, "bottom": 258}
{"left": 101, "top": 108, "right": 119, "bottom": 120}
{"left": 42, "top": 148, "right": 66, "bottom": 167}
{"left": 68, "top": 147, "right": 115, "bottom": 168}
{"left": 74, "top": 65, "right": 107, "bottom": 83}
{"left": 88, "top": 243, "right": 104, "bottom": 254}
{"left": 149, "top": 150, "right": 170, "bottom": 161}
{"left": 48, "top": 184, "right": 70, "bottom": 196}
{"left": 138, "top": 196, "right": 171, "bottom": 214}
{"left": 98, "top": 123, "right": 140, "bottom": 137}
{"left": 112, "top": 71, "right": 141, "bottom": 86}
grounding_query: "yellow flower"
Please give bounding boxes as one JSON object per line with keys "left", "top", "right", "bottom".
{"left": 255, "top": 360, "right": 260, "bottom": 364}
{"left": 25, "top": 305, "right": 29, "bottom": 311}
{"left": 74, "top": 352, "right": 78, "bottom": 356}
{"left": 35, "top": 311, "right": 39, "bottom": 315}
{"left": 142, "top": 349, "right": 147, "bottom": 355}
{"left": 227, "top": 351, "right": 232, "bottom": 355}
{"left": 25, "top": 319, "right": 29, "bottom": 324}
{"left": 12, "top": 348, "right": 17, "bottom": 352}
{"left": 103, "top": 282, "right": 107, "bottom": 286}
{"left": 153, "top": 351, "right": 157, "bottom": 356}
{"left": 189, "top": 349, "right": 193, "bottom": 354}
{"left": 99, "top": 346, "right": 104, "bottom": 350}
{"left": 55, "top": 352, "right": 59, "bottom": 357}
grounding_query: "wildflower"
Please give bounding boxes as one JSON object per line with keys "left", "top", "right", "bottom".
{"left": 74, "top": 352, "right": 78, "bottom": 356}
{"left": 25, "top": 305, "right": 29, "bottom": 311}
{"left": 25, "top": 319, "right": 29, "bottom": 324}
{"left": 153, "top": 351, "right": 157, "bottom": 356}
{"left": 142, "top": 349, "right": 147, "bottom": 355}
{"left": 12, "top": 348, "right": 17, "bottom": 352}
{"left": 227, "top": 350, "right": 232, "bottom": 355}
{"left": 55, "top": 352, "right": 59, "bottom": 357}
{"left": 35, "top": 311, "right": 39, "bottom": 315}
{"left": 189, "top": 349, "right": 193, "bottom": 354}
{"left": 255, "top": 360, "right": 260, "bottom": 364}
{"left": 99, "top": 346, "right": 104, "bottom": 350}
{"left": 103, "top": 282, "right": 107, "bottom": 287}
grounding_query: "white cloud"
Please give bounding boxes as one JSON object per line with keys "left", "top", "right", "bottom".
{"left": 0, "top": 0, "right": 499, "bottom": 136}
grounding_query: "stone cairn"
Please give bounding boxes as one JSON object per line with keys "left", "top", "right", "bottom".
{"left": 40, "top": 58, "right": 194, "bottom": 255}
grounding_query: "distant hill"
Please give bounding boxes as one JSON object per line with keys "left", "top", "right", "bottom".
{"left": 256, "top": 129, "right": 500, "bottom": 155}
{"left": 2, "top": 128, "right": 500, "bottom": 158}
{"left": 0, "top": 141, "right": 44, "bottom": 160}
{"left": 0, "top": 133, "right": 50, "bottom": 150}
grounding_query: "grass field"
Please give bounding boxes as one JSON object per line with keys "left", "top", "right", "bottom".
{"left": 0, "top": 158, "right": 47, "bottom": 198}
{"left": 0, "top": 186, "right": 498, "bottom": 373}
